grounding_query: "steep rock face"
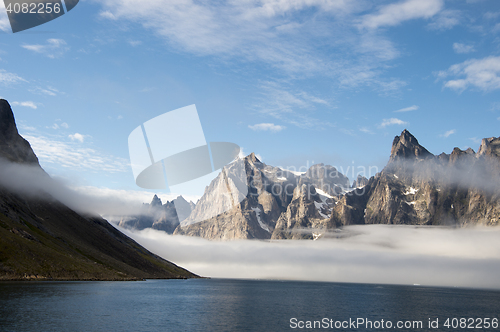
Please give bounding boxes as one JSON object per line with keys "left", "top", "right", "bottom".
{"left": 304, "top": 163, "right": 350, "bottom": 195}
{"left": 331, "top": 129, "right": 500, "bottom": 227}
{"left": 272, "top": 183, "right": 335, "bottom": 240}
{"left": 0, "top": 99, "right": 39, "bottom": 165}
{"left": 0, "top": 100, "right": 197, "bottom": 280}
{"left": 175, "top": 155, "right": 282, "bottom": 239}
{"left": 390, "top": 129, "right": 432, "bottom": 162}
{"left": 352, "top": 175, "right": 369, "bottom": 188}
{"left": 174, "top": 155, "right": 342, "bottom": 240}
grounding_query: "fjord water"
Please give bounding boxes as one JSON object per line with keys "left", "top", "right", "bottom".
{"left": 1, "top": 279, "right": 499, "bottom": 332}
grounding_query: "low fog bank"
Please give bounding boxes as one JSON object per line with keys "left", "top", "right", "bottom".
{"left": 387, "top": 157, "right": 500, "bottom": 194}
{"left": 0, "top": 158, "right": 185, "bottom": 216}
{"left": 117, "top": 225, "right": 500, "bottom": 290}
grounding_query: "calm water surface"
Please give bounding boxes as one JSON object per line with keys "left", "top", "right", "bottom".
{"left": 1, "top": 279, "right": 499, "bottom": 331}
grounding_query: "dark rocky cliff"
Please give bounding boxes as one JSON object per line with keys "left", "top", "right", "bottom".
{"left": 0, "top": 99, "right": 198, "bottom": 280}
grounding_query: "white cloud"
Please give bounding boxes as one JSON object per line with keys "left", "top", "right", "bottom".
{"left": 0, "top": 69, "right": 26, "bottom": 84}
{"left": 380, "top": 118, "right": 408, "bottom": 128}
{"left": 427, "top": 9, "right": 461, "bottom": 30}
{"left": 441, "top": 129, "right": 456, "bottom": 138}
{"left": 19, "top": 124, "right": 36, "bottom": 132}
{"left": 469, "top": 137, "right": 482, "bottom": 144}
{"left": 394, "top": 105, "right": 418, "bottom": 113}
{"left": 484, "top": 11, "right": 500, "bottom": 20}
{"left": 248, "top": 123, "right": 285, "bottom": 132}
{"left": 359, "top": 127, "right": 373, "bottom": 134}
{"left": 119, "top": 225, "right": 500, "bottom": 289}
{"left": 439, "top": 56, "right": 500, "bottom": 92}
{"left": 453, "top": 43, "right": 475, "bottom": 54}
{"left": 99, "top": 10, "right": 117, "bottom": 20}
{"left": 11, "top": 101, "right": 37, "bottom": 109}
{"left": 61, "top": 122, "right": 69, "bottom": 129}
{"left": 0, "top": 1, "right": 10, "bottom": 32}
{"left": 93, "top": 0, "right": 408, "bottom": 92}
{"left": 69, "top": 133, "right": 85, "bottom": 143}
{"left": 254, "top": 81, "right": 333, "bottom": 129}
{"left": 128, "top": 40, "right": 142, "bottom": 47}
{"left": 52, "top": 124, "right": 59, "bottom": 130}
{"left": 30, "top": 86, "right": 59, "bottom": 96}
{"left": 359, "top": 0, "right": 443, "bottom": 30}
{"left": 24, "top": 134, "right": 129, "bottom": 173}
{"left": 22, "top": 39, "right": 69, "bottom": 58}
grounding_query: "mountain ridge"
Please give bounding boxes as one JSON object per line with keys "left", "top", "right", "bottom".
{"left": 0, "top": 99, "right": 198, "bottom": 280}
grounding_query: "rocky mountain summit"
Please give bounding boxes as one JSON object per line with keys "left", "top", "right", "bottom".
{"left": 122, "top": 129, "right": 500, "bottom": 240}
{"left": 173, "top": 153, "right": 352, "bottom": 240}
{"left": 118, "top": 195, "right": 195, "bottom": 233}
{"left": 330, "top": 130, "right": 500, "bottom": 228}
{"left": 0, "top": 99, "right": 197, "bottom": 280}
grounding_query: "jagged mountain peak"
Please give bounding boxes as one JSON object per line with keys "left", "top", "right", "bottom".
{"left": 151, "top": 194, "right": 162, "bottom": 206}
{"left": 477, "top": 136, "right": 500, "bottom": 158}
{"left": 0, "top": 99, "right": 39, "bottom": 165}
{"left": 390, "top": 129, "right": 433, "bottom": 161}
{"left": 246, "top": 152, "right": 261, "bottom": 163}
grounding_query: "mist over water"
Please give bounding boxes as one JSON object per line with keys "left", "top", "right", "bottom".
{"left": 0, "top": 158, "right": 194, "bottom": 216}
{"left": 2, "top": 156, "right": 500, "bottom": 290}
{"left": 117, "top": 224, "right": 500, "bottom": 290}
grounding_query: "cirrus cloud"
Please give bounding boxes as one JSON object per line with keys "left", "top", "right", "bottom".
{"left": 394, "top": 105, "right": 418, "bottom": 113}
{"left": 22, "top": 39, "right": 69, "bottom": 59}
{"left": 248, "top": 123, "right": 285, "bottom": 132}
{"left": 379, "top": 118, "right": 408, "bottom": 128}
{"left": 11, "top": 101, "right": 37, "bottom": 109}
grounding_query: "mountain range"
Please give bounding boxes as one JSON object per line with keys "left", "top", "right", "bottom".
{"left": 0, "top": 99, "right": 197, "bottom": 280}
{"left": 120, "top": 130, "right": 500, "bottom": 240}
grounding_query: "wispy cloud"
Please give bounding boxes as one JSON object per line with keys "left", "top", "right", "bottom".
{"left": 0, "top": 1, "right": 9, "bottom": 32}
{"left": 427, "top": 9, "right": 461, "bottom": 30}
{"left": 437, "top": 56, "right": 500, "bottom": 92}
{"left": 253, "top": 81, "right": 333, "bottom": 129}
{"left": 11, "top": 101, "right": 37, "bottom": 109}
{"left": 469, "top": 137, "right": 482, "bottom": 144}
{"left": 394, "top": 105, "right": 418, "bottom": 113}
{"left": 441, "top": 129, "right": 456, "bottom": 138}
{"left": 359, "top": 0, "right": 443, "bottom": 30}
{"left": 30, "top": 86, "right": 60, "bottom": 96}
{"left": 380, "top": 118, "right": 408, "bottom": 128}
{"left": 248, "top": 123, "right": 285, "bottom": 132}
{"left": 23, "top": 134, "right": 129, "bottom": 173}
{"left": 128, "top": 40, "right": 142, "bottom": 47}
{"left": 22, "top": 39, "right": 69, "bottom": 58}
{"left": 0, "top": 69, "right": 26, "bottom": 84}
{"left": 359, "top": 127, "right": 373, "bottom": 134}
{"left": 68, "top": 133, "right": 86, "bottom": 143}
{"left": 94, "top": 0, "right": 413, "bottom": 92}
{"left": 453, "top": 42, "right": 475, "bottom": 54}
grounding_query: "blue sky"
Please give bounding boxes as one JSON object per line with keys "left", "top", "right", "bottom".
{"left": 0, "top": 0, "right": 499, "bottom": 199}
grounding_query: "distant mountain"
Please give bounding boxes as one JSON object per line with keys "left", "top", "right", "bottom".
{"left": 0, "top": 99, "right": 198, "bottom": 280}
{"left": 118, "top": 195, "right": 195, "bottom": 234}
{"left": 330, "top": 129, "right": 500, "bottom": 227}
{"left": 121, "top": 129, "right": 500, "bottom": 240}
{"left": 174, "top": 153, "right": 350, "bottom": 240}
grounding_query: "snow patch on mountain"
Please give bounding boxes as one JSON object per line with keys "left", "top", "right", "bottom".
{"left": 251, "top": 207, "right": 270, "bottom": 232}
